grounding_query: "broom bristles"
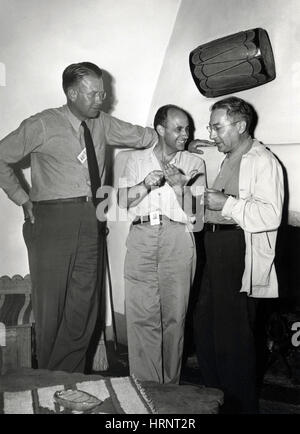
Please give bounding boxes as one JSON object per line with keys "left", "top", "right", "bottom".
{"left": 92, "top": 333, "right": 109, "bottom": 371}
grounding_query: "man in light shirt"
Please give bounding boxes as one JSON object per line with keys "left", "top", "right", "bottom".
{"left": 193, "top": 96, "right": 284, "bottom": 413}
{"left": 0, "top": 62, "right": 159, "bottom": 373}
{"left": 118, "top": 104, "right": 206, "bottom": 384}
{"left": 0, "top": 62, "right": 204, "bottom": 374}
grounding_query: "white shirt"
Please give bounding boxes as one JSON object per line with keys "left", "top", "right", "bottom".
{"left": 119, "top": 145, "right": 206, "bottom": 225}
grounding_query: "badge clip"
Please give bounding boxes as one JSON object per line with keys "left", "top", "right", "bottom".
{"left": 150, "top": 211, "right": 161, "bottom": 226}
{"left": 77, "top": 148, "right": 87, "bottom": 164}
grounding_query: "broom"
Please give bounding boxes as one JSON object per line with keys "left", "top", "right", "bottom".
{"left": 92, "top": 224, "right": 109, "bottom": 371}
{"left": 92, "top": 226, "right": 118, "bottom": 371}
{"left": 92, "top": 329, "right": 109, "bottom": 371}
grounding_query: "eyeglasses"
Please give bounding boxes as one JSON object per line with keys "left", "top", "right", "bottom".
{"left": 97, "top": 91, "right": 106, "bottom": 101}
{"left": 78, "top": 90, "right": 107, "bottom": 101}
{"left": 206, "top": 120, "right": 240, "bottom": 134}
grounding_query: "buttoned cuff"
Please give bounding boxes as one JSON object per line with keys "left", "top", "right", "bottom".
{"left": 9, "top": 189, "right": 30, "bottom": 206}
{"left": 221, "top": 195, "right": 238, "bottom": 219}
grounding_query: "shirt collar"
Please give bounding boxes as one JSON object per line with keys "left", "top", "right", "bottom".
{"left": 151, "top": 143, "right": 180, "bottom": 164}
{"left": 226, "top": 139, "right": 253, "bottom": 163}
{"left": 63, "top": 105, "right": 82, "bottom": 132}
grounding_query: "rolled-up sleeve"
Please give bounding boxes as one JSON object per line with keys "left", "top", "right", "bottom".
{"left": 0, "top": 116, "right": 44, "bottom": 205}
{"left": 101, "top": 112, "right": 157, "bottom": 149}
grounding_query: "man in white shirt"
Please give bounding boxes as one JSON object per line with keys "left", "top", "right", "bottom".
{"left": 118, "top": 104, "right": 206, "bottom": 383}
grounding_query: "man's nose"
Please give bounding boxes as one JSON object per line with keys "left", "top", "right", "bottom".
{"left": 209, "top": 128, "right": 217, "bottom": 140}
{"left": 95, "top": 93, "right": 102, "bottom": 104}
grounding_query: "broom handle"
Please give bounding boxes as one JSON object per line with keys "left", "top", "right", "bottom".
{"left": 105, "top": 228, "right": 118, "bottom": 352}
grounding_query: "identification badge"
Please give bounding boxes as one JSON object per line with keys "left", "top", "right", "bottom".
{"left": 77, "top": 148, "right": 87, "bottom": 164}
{"left": 150, "top": 211, "right": 161, "bottom": 226}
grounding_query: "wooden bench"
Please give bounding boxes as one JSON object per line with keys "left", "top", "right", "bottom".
{"left": 0, "top": 275, "right": 34, "bottom": 374}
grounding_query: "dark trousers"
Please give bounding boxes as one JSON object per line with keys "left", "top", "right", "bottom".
{"left": 23, "top": 201, "right": 103, "bottom": 373}
{"left": 193, "top": 229, "right": 258, "bottom": 414}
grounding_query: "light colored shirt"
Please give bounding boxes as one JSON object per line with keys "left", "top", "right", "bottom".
{"left": 220, "top": 139, "right": 284, "bottom": 297}
{"left": 0, "top": 105, "right": 157, "bottom": 205}
{"left": 120, "top": 145, "right": 206, "bottom": 225}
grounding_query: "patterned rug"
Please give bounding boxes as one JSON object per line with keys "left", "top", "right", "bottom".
{"left": 0, "top": 376, "right": 157, "bottom": 414}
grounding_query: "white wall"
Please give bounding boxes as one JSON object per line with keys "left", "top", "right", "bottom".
{"left": 0, "top": 0, "right": 181, "bottom": 278}
{"left": 148, "top": 0, "right": 300, "bottom": 183}
{"left": 1, "top": 0, "right": 299, "bottom": 331}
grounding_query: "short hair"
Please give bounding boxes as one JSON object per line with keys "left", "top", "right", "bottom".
{"left": 62, "top": 62, "right": 102, "bottom": 94}
{"left": 210, "top": 96, "right": 254, "bottom": 133}
{"left": 153, "top": 104, "right": 187, "bottom": 131}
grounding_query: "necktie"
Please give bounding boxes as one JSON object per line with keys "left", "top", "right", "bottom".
{"left": 81, "top": 121, "right": 101, "bottom": 206}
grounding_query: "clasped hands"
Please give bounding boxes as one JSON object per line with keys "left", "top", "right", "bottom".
{"left": 143, "top": 164, "right": 187, "bottom": 191}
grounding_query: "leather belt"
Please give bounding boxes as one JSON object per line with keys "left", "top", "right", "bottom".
{"left": 33, "top": 196, "right": 93, "bottom": 205}
{"left": 132, "top": 215, "right": 180, "bottom": 225}
{"left": 204, "top": 223, "right": 241, "bottom": 232}
{"left": 133, "top": 215, "right": 162, "bottom": 225}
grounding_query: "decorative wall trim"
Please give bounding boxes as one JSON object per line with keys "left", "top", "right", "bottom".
{"left": 0, "top": 275, "right": 33, "bottom": 373}
{"left": 0, "top": 274, "right": 32, "bottom": 295}
{"left": 0, "top": 274, "right": 34, "bottom": 326}
{"left": 0, "top": 274, "right": 126, "bottom": 344}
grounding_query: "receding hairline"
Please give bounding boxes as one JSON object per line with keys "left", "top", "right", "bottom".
{"left": 62, "top": 62, "right": 103, "bottom": 94}
{"left": 167, "top": 107, "right": 187, "bottom": 118}
{"left": 75, "top": 72, "right": 103, "bottom": 85}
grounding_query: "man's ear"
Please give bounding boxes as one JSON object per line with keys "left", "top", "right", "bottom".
{"left": 156, "top": 124, "right": 165, "bottom": 137}
{"left": 67, "top": 87, "right": 77, "bottom": 102}
{"left": 237, "top": 119, "right": 247, "bottom": 134}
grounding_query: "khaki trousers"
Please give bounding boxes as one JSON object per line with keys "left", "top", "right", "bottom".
{"left": 124, "top": 218, "right": 196, "bottom": 384}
